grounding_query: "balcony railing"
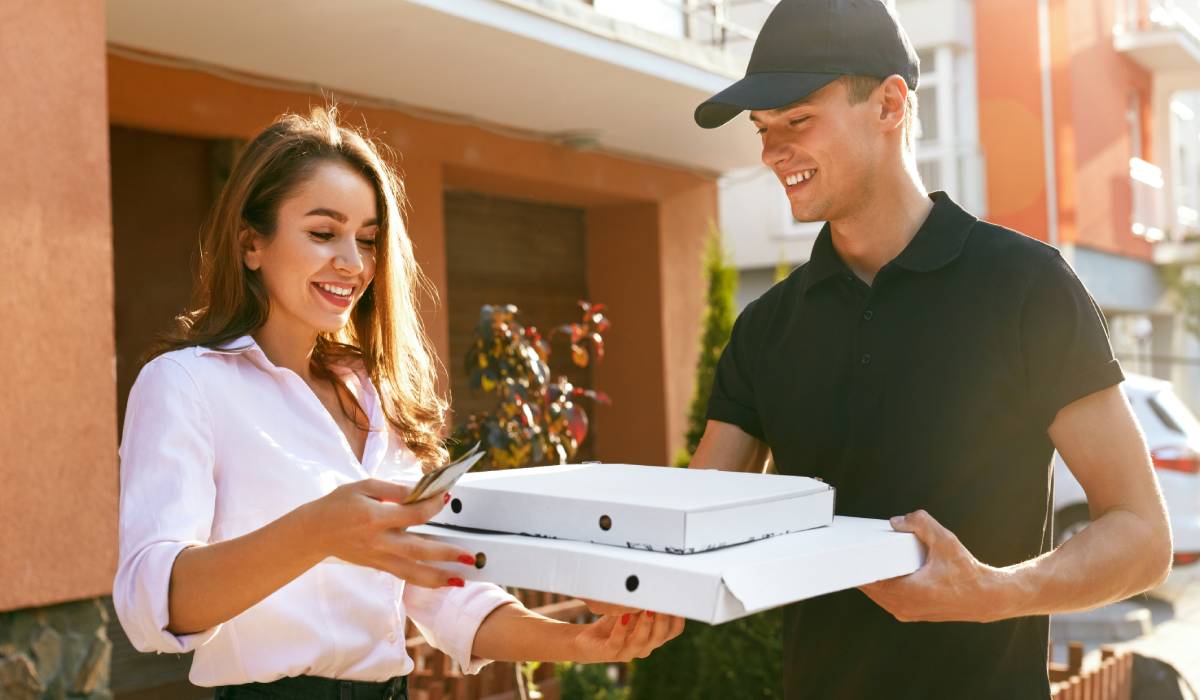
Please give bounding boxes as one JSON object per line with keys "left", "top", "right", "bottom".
{"left": 1131, "top": 157, "right": 1168, "bottom": 242}
{"left": 1116, "top": 0, "right": 1200, "bottom": 40}
{"left": 584, "top": 0, "right": 776, "bottom": 51}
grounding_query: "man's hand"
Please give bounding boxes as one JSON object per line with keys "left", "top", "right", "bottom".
{"left": 859, "top": 510, "right": 1009, "bottom": 623}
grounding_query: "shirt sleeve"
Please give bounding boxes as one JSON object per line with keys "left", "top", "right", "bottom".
{"left": 706, "top": 300, "right": 765, "bottom": 441}
{"left": 1021, "top": 252, "right": 1126, "bottom": 430}
{"left": 402, "top": 581, "right": 518, "bottom": 674}
{"left": 113, "top": 355, "right": 222, "bottom": 654}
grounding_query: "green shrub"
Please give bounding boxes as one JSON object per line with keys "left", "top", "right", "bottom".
{"left": 632, "top": 226, "right": 783, "bottom": 700}
{"left": 558, "top": 662, "right": 630, "bottom": 700}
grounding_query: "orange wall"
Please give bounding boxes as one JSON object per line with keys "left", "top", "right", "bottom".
{"left": 975, "top": 0, "right": 1155, "bottom": 262}
{"left": 1063, "top": 0, "right": 1154, "bottom": 260}
{"left": 0, "top": 0, "right": 118, "bottom": 611}
{"left": 976, "top": 0, "right": 1053, "bottom": 240}
{"left": 106, "top": 53, "right": 714, "bottom": 468}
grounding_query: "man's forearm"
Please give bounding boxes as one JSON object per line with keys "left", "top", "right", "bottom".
{"left": 991, "top": 508, "right": 1171, "bottom": 620}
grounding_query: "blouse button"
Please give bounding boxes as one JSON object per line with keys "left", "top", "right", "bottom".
{"left": 387, "top": 632, "right": 398, "bottom": 644}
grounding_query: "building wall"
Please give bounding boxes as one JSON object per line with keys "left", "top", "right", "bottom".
{"left": 974, "top": 0, "right": 1055, "bottom": 241}
{"left": 1063, "top": 0, "right": 1154, "bottom": 260}
{"left": 105, "top": 52, "right": 713, "bottom": 469}
{"left": 0, "top": 0, "right": 118, "bottom": 612}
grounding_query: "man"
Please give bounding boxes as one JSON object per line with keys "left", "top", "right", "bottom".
{"left": 689, "top": 0, "right": 1172, "bottom": 697}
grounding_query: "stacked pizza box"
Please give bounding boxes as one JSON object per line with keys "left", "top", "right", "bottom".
{"left": 412, "top": 464, "right": 924, "bottom": 624}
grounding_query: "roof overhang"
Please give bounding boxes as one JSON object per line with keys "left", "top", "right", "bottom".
{"left": 106, "top": 0, "right": 764, "bottom": 174}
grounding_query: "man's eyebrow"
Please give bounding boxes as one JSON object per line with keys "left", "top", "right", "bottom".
{"left": 749, "top": 97, "right": 816, "bottom": 123}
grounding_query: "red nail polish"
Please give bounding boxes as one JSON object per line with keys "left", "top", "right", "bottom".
{"left": 458, "top": 555, "right": 476, "bottom": 566}
{"left": 620, "top": 613, "right": 631, "bottom": 625}
{"left": 443, "top": 492, "right": 451, "bottom": 504}
{"left": 448, "top": 577, "right": 465, "bottom": 587}
{"left": 647, "top": 611, "right": 654, "bottom": 618}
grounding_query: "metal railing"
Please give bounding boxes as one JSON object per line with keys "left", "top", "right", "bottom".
{"left": 1131, "top": 157, "right": 1168, "bottom": 241}
{"left": 585, "top": 0, "right": 777, "bottom": 50}
{"left": 1116, "top": 0, "right": 1200, "bottom": 39}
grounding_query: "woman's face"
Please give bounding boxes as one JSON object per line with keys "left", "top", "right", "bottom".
{"left": 244, "top": 160, "right": 379, "bottom": 337}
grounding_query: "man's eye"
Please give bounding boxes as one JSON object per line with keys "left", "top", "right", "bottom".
{"left": 755, "top": 127, "right": 767, "bottom": 135}
{"left": 790, "top": 117, "right": 809, "bottom": 126}
{"left": 308, "top": 231, "right": 335, "bottom": 241}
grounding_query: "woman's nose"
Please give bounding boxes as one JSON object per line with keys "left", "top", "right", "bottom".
{"left": 332, "top": 238, "right": 364, "bottom": 275}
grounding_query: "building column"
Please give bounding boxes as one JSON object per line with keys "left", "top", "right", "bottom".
{"left": 0, "top": 0, "right": 117, "bottom": 695}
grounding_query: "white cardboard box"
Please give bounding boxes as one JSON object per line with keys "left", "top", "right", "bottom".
{"left": 430, "top": 464, "right": 835, "bottom": 554}
{"left": 414, "top": 516, "right": 925, "bottom": 624}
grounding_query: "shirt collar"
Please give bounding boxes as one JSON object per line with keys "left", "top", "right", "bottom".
{"left": 194, "top": 335, "right": 275, "bottom": 371}
{"left": 802, "top": 191, "right": 977, "bottom": 295}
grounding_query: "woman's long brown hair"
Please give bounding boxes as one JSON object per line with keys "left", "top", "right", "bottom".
{"left": 149, "top": 107, "right": 448, "bottom": 467}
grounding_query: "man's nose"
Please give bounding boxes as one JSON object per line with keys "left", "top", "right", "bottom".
{"left": 760, "top": 130, "right": 789, "bottom": 169}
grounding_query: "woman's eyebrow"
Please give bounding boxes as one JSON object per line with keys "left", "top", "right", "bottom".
{"left": 305, "top": 208, "right": 378, "bottom": 227}
{"left": 304, "top": 207, "right": 348, "bottom": 223}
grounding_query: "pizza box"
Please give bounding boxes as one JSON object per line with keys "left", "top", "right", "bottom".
{"left": 430, "top": 464, "right": 835, "bottom": 554}
{"left": 414, "top": 516, "right": 924, "bottom": 624}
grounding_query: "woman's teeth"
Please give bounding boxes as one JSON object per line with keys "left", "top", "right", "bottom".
{"left": 316, "top": 282, "right": 353, "bottom": 298}
{"left": 785, "top": 170, "right": 816, "bottom": 186}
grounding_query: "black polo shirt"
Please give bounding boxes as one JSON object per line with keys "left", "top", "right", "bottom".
{"left": 708, "top": 192, "right": 1123, "bottom": 699}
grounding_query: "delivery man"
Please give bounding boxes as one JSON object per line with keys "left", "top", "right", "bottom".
{"left": 689, "top": 0, "right": 1172, "bottom": 697}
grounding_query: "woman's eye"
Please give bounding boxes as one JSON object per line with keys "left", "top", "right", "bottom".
{"left": 755, "top": 127, "right": 767, "bottom": 135}
{"left": 357, "top": 238, "right": 377, "bottom": 248}
{"left": 308, "top": 231, "right": 335, "bottom": 241}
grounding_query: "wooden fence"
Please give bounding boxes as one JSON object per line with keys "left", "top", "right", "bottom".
{"left": 1049, "top": 642, "right": 1134, "bottom": 700}
{"left": 407, "top": 605, "right": 1140, "bottom": 700}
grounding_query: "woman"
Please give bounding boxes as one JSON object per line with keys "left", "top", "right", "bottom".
{"left": 113, "top": 107, "right": 683, "bottom": 699}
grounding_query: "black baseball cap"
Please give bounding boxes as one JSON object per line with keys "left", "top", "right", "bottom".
{"left": 694, "top": 0, "right": 920, "bottom": 129}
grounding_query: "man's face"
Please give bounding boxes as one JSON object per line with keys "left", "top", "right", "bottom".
{"left": 751, "top": 81, "right": 880, "bottom": 224}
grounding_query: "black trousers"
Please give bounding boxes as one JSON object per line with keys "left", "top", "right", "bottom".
{"left": 214, "top": 675, "right": 407, "bottom": 700}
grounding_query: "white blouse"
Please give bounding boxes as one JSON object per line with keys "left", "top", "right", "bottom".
{"left": 113, "top": 336, "right": 516, "bottom": 686}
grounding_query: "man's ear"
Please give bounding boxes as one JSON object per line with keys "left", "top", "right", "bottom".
{"left": 241, "top": 228, "right": 264, "bottom": 271}
{"left": 876, "top": 74, "right": 909, "bottom": 137}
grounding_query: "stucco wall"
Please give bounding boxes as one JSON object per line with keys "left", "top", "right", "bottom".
{"left": 0, "top": 0, "right": 118, "bottom": 611}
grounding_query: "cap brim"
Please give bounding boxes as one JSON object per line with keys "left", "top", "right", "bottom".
{"left": 694, "top": 72, "right": 840, "bottom": 129}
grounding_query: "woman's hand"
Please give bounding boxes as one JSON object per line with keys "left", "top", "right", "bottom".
{"left": 301, "top": 478, "right": 476, "bottom": 588}
{"left": 578, "top": 598, "right": 641, "bottom": 616}
{"left": 570, "top": 611, "right": 686, "bottom": 663}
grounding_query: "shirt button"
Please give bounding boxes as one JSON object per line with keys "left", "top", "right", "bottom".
{"left": 387, "top": 632, "right": 398, "bottom": 644}
{"left": 863, "top": 310, "right": 874, "bottom": 321}
{"left": 861, "top": 353, "right": 872, "bottom": 365}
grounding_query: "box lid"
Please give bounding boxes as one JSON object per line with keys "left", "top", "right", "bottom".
{"left": 431, "top": 464, "right": 835, "bottom": 553}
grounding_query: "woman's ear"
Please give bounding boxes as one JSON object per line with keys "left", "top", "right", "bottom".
{"left": 241, "top": 228, "right": 263, "bottom": 271}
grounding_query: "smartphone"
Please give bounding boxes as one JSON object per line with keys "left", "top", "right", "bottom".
{"left": 403, "top": 442, "right": 486, "bottom": 504}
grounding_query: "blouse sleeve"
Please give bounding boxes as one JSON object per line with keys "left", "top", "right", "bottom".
{"left": 402, "top": 581, "right": 518, "bottom": 674}
{"left": 112, "top": 355, "right": 222, "bottom": 653}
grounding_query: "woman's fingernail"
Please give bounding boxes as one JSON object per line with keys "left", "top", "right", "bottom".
{"left": 448, "top": 577, "right": 465, "bottom": 587}
{"left": 647, "top": 611, "right": 654, "bottom": 618}
{"left": 620, "top": 613, "right": 630, "bottom": 626}
{"left": 458, "top": 555, "right": 476, "bottom": 566}
{"left": 443, "top": 492, "right": 451, "bottom": 504}
{"left": 890, "top": 515, "right": 904, "bottom": 527}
